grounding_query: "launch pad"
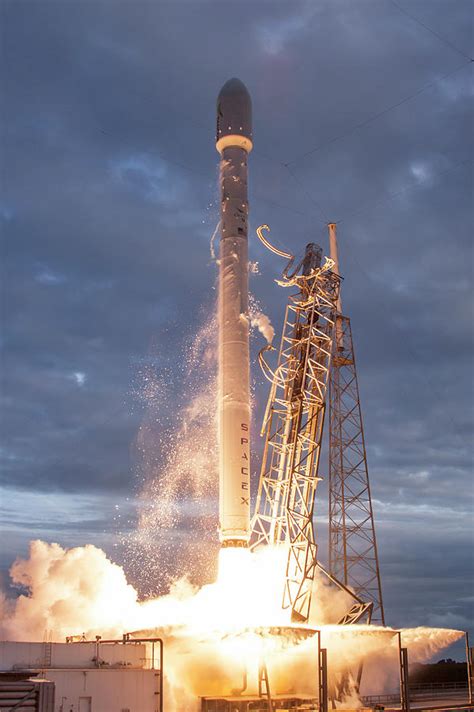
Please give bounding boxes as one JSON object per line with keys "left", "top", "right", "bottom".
{"left": 200, "top": 694, "right": 320, "bottom": 711}
{"left": 200, "top": 696, "right": 473, "bottom": 712}
{"left": 1, "top": 628, "right": 471, "bottom": 711}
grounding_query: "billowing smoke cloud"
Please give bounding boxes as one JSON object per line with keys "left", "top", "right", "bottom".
{"left": 1, "top": 540, "right": 138, "bottom": 640}
{"left": 1, "top": 540, "right": 464, "bottom": 710}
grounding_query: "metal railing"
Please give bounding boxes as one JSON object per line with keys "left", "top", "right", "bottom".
{"left": 362, "top": 681, "right": 469, "bottom": 706}
{"left": 410, "top": 681, "right": 468, "bottom": 692}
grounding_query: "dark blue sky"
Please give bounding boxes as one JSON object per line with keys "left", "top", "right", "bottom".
{"left": 1, "top": 0, "right": 473, "bottom": 648}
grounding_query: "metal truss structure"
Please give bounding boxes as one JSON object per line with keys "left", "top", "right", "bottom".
{"left": 251, "top": 242, "right": 340, "bottom": 622}
{"left": 250, "top": 224, "right": 383, "bottom": 631}
{"left": 328, "top": 314, "right": 385, "bottom": 625}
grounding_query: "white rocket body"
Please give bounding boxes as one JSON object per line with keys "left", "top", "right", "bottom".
{"left": 216, "top": 79, "right": 253, "bottom": 547}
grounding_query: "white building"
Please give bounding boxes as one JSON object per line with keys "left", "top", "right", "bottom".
{"left": 0, "top": 639, "right": 162, "bottom": 712}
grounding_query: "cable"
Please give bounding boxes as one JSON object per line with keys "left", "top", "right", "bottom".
{"left": 286, "top": 60, "right": 472, "bottom": 166}
{"left": 253, "top": 191, "right": 317, "bottom": 219}
{"left": 389, "top": 0, "right": 473, "bottom": 63}
{"left": 341, "top": 240, "right": 461, "bottom": 434}
{"left": 336, "top": 156, "right": 472, "bottom": 225}
{"left": 99, "top": 128, "right": 316, "bottom": 219}
{"left": 93, "top": 53, "right": 471, "bottom": 227}
{"left": 332, "top": 160, "right": 471, "bottom": 433}
{"left": 284, "top": 164, "right": 330, "bottom": 224}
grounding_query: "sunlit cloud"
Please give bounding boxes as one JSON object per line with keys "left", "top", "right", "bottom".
{"left": 36, "top": 268, "right": 66, "bottom": 285}
{"left": 110, "top": 153, "right": 186, "bottom": 205}
{"left": 73, "top": 371, "right": 86, "bottom": 386}
{"left": 257, "top": 5, "right": 317, "bottom": 55}
{"left": 410, "top": 160, "right": 432, "bottom": 183}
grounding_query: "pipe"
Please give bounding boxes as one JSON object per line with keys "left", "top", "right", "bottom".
{"left": 328, "top": 222, "right": 344, "bottom": 351}
{"left": 231, "top": 668, "right": 248, "bottom": 696}
{"left": 122, "top": 634, "right": 163, "bottom": 712}
{"left": 466, "top": 631, "right": 473, "bottom": 704}
{"left": 77, "top": 635, "right": 164, "bottom": 712}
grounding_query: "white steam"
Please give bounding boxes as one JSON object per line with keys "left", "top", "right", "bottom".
{"left": 209, "top": 220, "right": 220, "bottom": 261}
{"left": 250, "top": 310, "right": 275, "bottom": 345}
{"left": 249, "top": 295, "right": 275, "bottom": 345}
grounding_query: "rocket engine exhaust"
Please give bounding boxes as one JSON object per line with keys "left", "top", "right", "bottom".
{"left": 216, "top": 78, "right": 253, "bottom": 548}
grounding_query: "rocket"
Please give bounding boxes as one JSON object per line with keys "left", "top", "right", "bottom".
{"left": 216, "top": 78, "right": 253, "bottom": 548}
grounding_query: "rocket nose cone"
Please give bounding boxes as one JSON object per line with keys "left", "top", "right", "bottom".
{"left": 218, "top": 77, "right": 251, "bottom": 104}
{"left": 216, "top": 77, "right": 252, "bottom": 150}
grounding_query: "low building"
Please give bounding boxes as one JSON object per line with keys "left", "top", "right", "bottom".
{"left": 0, "top": 640, "right": 162, "bottom": 712}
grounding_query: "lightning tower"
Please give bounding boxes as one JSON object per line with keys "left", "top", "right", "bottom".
{"left": 327, "top": 223, "right": 385, "bottom": 624}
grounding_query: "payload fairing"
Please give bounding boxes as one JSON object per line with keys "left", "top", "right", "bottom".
{"left": 216, "top": 78, "right": 253, "bottom": 547}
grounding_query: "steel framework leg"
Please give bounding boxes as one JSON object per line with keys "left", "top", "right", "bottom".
{"left": 316, "top": 630, "right": 328, "bottom": 712}
{"left": 398, "top": 633, "right": 410, "bottom": 712}
{"left": 258, "top": 661, "right": 273, "bottom": 712}
{"left": 319, "top": 649, "right": 328, "bottom": 712}
{"left": 329, "top": 315, "right": 385, "bottom": 624}
{"left": 466, "top": 632, "right": 473, "bottom": 704}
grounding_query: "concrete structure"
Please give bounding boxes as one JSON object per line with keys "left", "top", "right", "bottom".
{"left": 0, "top": 641, "right": 161, "bottom": 712}
{"left": 216, "top": 78, "right": 253, "bottom": 547}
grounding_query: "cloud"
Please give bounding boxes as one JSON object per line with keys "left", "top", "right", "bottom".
{"left": 256, "top": 2, "right": 319, "bottom": 55}
{"left": 35, "top": 268, "right": 67, "bottom": 285}
{"left": 72, "top": 371, "right": 86, "bottom": 386}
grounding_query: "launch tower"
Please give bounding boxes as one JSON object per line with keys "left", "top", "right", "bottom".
{"left": 251, "top": 239, "right": 340, "bottom": 622}
{"left": 251, "top": 225, "right": 382, "bottom": 630}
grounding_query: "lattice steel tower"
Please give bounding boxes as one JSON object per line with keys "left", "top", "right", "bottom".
{"left": 327, "top": 223, "right": 385, "bottom": 625}
{"left": 251, "top": 236, "right": 340, "bottom": 622}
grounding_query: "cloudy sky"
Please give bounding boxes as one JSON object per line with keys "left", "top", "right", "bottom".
{"left": 1, "top": 0, "right": 473, "bottom": 652}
